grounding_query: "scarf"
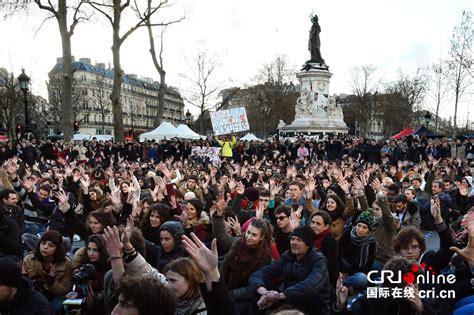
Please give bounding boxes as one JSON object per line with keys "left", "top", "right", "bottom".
{"left": 314, "top": 229, "right": 331, "bottom": 249}
{"left": 350, "top": 227, "right": 376, "bottom": 269}
{"left": 221, "top": 238, "right": 272, "bottom": 289}
{"left": 176, "top": 297, "right": 206, "bottom": 315}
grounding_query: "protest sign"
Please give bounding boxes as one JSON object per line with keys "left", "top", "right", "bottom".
{"left": 210, "top": 107, "right": 250, "bottom": 135}
{"left": 191, "top": 146, "right": 222, "bottom": 166}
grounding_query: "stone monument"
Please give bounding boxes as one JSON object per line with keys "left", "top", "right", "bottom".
{"left": 279, "top": 14, "right": 348, "bottom": 137}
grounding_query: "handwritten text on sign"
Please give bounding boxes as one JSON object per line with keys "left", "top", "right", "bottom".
{"left": 210, "top": 107, "right": 250, "bottom": 135}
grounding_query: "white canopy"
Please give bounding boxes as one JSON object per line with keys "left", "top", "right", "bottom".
{"left": 240, "top": 133, "right": 264, "bottom": 142}
{"left": 176, "top": 124, "right": 204, "bottom": 140}
{"left": 139, "top": 122, "right": 179, "bottom": 141}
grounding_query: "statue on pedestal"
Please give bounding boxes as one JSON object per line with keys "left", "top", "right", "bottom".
{"left": 308, "top": 15, "right": 325, "bottom": 64}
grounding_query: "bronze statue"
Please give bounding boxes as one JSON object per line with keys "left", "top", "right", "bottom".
{"left": 308, "top": 15, "right": 325, "bottom": 64}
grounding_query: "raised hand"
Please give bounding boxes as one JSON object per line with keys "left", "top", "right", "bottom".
{"left": 352, "top": 177, "right": 364, "bottom": 193}
{"left": 289, "top": 206, "right": 303, "bottom": 231}
{"left": 256, "top": 203, "right": 265, "bottom": 220}
{"left": 227, "top": 216, "right": 242, "bottom": 236}
{"left": 450, "top": 212, "right": 474, "bottom": 266}
{"left": 338, "top": 178, "right": 350, "bottom": 195}
{"left": 121, "top": 216, "right": 134, "bottom": 247}
{"left": 430, "top": 196, "right": 443, "bottom": 224}
{"left": 102, "top": 226, "right": 123, "bottom": 258}
{"left": 55, "top": 190, "right": 69, "bottom": 205}
{"left": 22, "top": 176, "right": 35, "bottom": 193}
{"left": 370, "top": 177, "right": 383, "bottom": 194}
{"left": 228, "top": 178, "right": 237, "bottom": 192}
{"left": 335, "top": 274, "right": 348, "bottom": 310}
{"left": 182, "top": 233, "right": 218, "bottom": 274}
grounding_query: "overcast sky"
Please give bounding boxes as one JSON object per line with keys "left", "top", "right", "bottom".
{"left": 0, "top": 0, "right": 472, "bottom": 125}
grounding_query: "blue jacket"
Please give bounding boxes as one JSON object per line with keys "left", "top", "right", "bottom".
{"left": 249, "top": 248, "right": 330, "bottom": 314}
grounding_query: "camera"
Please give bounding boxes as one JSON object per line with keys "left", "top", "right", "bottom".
{"left": 72, "top": 264, "right": 96, "bottom": 284}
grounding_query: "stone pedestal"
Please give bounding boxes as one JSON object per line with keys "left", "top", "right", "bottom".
{"left": 280, "top": 63, "right": 348, "bottom": 136}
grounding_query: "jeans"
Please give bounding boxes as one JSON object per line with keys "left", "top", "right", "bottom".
{"left": 343, "top": 272, "right": 368, "bottom": 290}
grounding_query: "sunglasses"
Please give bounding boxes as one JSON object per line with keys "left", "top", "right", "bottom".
{"left": 276, "top": 216, "right": 287, "bottom": 221}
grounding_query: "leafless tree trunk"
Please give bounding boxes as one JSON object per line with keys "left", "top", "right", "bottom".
{"left": 145, "top": 1, "right": 185, "bottom": 127}
{"left": 33, "top": 0, "right": 89, "bottom": 141}
{"left": 88, "top": 0, "right": 177, "bottom": 141}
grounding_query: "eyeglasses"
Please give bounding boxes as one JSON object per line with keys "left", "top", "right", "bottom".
{"left": 259, "top": 198, "right": 270, "bottom": 202}
{"left": 276, "top": 216, "right": 288, "bottom": 221}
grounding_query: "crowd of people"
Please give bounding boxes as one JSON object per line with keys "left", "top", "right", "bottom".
{"left": 0, "top": 134, "right": 472, "bottom": 315}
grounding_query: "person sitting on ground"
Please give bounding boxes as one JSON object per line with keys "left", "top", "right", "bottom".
{"left": 249, "top": 225, "right": 331, "bottom": 315}
{"left": 0, "top": 256, "right": 53, "bottom": 315}
{"left": 22, "top": 230, "right": 74, "bottom": 313}
{"left": 333, "top": 257, "right": 448, "bottom": 314}
{"left": 393, "top": 194, "right": 454, "bottom": 274}
{"left": 310, "top": 211, "right": 339, "bottom": 286}
{"left": 111, "top": 276, "right": 176, "bottom": 315}
{"left": 164, "top": 257, "right": 207, "bottom": 314}
{"left": 338, "top": 208, "right": 377, "bottom": 292}
{"left": 139, "top": 203, "right": 172, "bottom": 245}
{"left": 212, "top": 194, "right": 273, "bottom": 313}
{"left": 71, "top": 234, "right": 111, "bottom": 315}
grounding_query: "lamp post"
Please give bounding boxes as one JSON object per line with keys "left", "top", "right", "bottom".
{"left": 185, "top": 109, "right": 191, "bottom": 125}
{"left": 423, "top": 111, "right": 432, "bottom": 129}
{"left": 17, "top": 69, "right": 30, "bottom": 136}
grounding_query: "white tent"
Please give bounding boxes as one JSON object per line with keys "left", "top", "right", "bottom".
{"left": 240, "top": 133, "right": 264, "bottom": 142}
{"left": 139, "top": 122, "right": 179, "bottom": 141}
{"left": 176, "top": 124, "right": 204, "bottom": 140}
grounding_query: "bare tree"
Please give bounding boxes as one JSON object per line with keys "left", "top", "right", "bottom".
{"left": 381, "top": 69, "right": 427, "bottom": 136}
{"left": 0, "top": 69, "right": 22, "bottom": 138}
{"left": 90, "top": 76, "right": 110, "bottom": 134}
{"left": 344, "top": 65, "right": 380, "bottom": 137}
{"left": 447, "top": 10, "right": 473, "bottom": 137}
{"left": 47, "top": 74, "right": 88, "bottom": 133}
{"left": 87, "top": 0, "right": 175, "bottom": 141}
{"left": 428, "top": 60, "right": 449, "bottom": 133}
{"left": 145, "top": 0, "right": 185, "bottom": 126}
{"left": 0, "top": 1, "right": 90, "bottom": 140}
{"left": 182, "top": 49, "right": 225, "bottom": 134}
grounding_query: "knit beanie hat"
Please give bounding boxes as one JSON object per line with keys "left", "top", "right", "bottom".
{"left": 356, "top": 208, "right": 375, "bottom": 230}
{"left": 0, "top": 257, "right": 22, "bottom": 288}
{"left": 290, "top": 226, "right": 316, "bottom": 248}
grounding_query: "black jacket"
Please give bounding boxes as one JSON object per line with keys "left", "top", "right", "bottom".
{"left": 0, "top": 214, "right": 22, "bottom": 259}
{"left": 249, "top": 248, "right": 331, "bottom": 315}
{"left": 0, "top": 277, "right": 52, "bottom": 315}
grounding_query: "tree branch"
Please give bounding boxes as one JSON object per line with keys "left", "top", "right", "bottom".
{"left": 87, "top": 1, "right": 113, "bottom": 25}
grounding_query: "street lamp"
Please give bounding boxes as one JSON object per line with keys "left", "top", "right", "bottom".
{"left": 17, "top": 68, "right": 30, "bottom": 135}
{"left": 423, "top": 111, "right": 432, "bottom": 129}
{"left": 185, "top": 109, "right": 191, "bottom": 125}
